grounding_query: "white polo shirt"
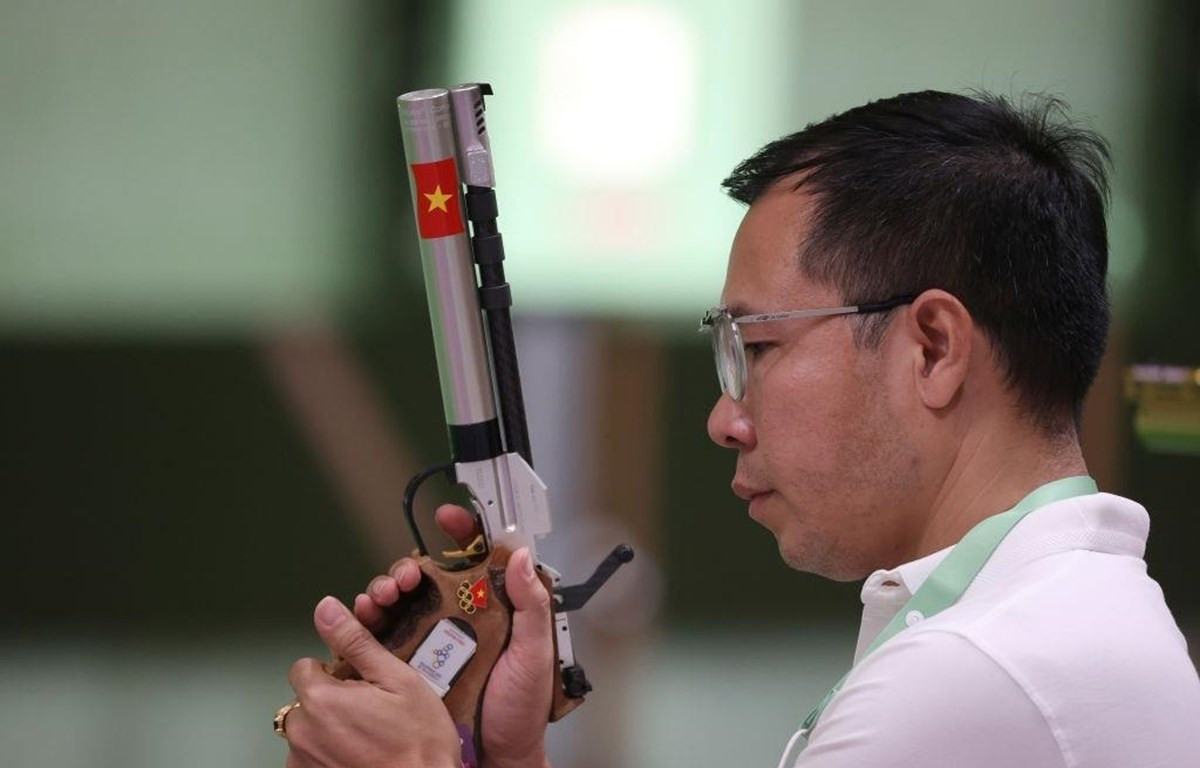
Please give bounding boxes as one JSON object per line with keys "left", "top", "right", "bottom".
{"left": 787, "top": 492, "right": 1200, "bottom": 767}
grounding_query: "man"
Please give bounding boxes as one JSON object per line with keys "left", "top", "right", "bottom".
{"left": 281, "top": 90, "right": 1200, "bottom": 767}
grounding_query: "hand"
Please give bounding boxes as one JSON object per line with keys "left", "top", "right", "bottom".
{"left": 356, "top": 505, "right": 555, "bottom": 768}
{"left": 284, "top": 597, "right": 462, "bottom": 768}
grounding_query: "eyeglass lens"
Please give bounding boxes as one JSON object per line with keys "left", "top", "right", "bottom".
{"left": 712, "top": 316, "right": 746, "bottom": 400}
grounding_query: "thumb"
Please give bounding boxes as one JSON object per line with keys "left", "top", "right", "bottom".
{"left": 504, "top": 548, "right": 555, "bottom": 679}
{"left": 314, "top": 596, "right": 403, "bottom": 687}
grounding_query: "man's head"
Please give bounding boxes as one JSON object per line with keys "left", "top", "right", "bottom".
{"left": 707, "top": 90, "right": 1111, "bottom": 579}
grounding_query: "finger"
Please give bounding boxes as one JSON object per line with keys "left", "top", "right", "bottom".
{"left": 388, "top": 558, "right": 422, "bottom": 593}
{"left": 368, "top": 575, "right": 400, "bottom": 605}
{"left": 286, "top": 751, "right": 322, "bottom": 768}
{"left": 503, "top": 548, "right": 555, "bottom": 680}
{"left": 313, "top": 596, "right": 405, "bottom": 688}
{"left": 353, "top": 592, "right": 386, "bottom": 631}
{"left": 435, "top": 503, "right": 479, "bottom": 546}
{"left": 282, "top": 709, "right": 322, "bottom": 767}
{"left": 288, "top": 657, "right": 328, "bottom": 697}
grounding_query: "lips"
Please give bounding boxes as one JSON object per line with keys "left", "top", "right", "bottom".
{"left": 746, "top": 491, "right": 774, "bottom": 523}
{"left": 732, "top": 477, "right": 773, "bottom": 523}
{"left": 732, "top": 478, "right": 771, "bottom": 501}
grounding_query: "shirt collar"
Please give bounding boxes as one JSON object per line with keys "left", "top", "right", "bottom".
{"left": 859, "top": 491, "right": 1149, "bottom": 608}
{"left": 855, "top": 546, "right": 953, "bottom": 664}
{"left": 852, "top": 490, "right": 1147, "bottom": 666}
{"left": 861, "top": 545, "right": 952, "bottom": 605}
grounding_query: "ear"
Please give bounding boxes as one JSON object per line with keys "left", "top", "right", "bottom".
{"left": 900, "top": 289, "right": 973, "bottom": 410}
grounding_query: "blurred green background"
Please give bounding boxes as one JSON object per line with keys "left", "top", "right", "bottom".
{"left": 2, "top": 1, "right": 1197, "bottom": 766}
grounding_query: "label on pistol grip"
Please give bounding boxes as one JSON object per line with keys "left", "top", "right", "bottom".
{"left": 409, "top": 619, "right": 478, "bottom": 698}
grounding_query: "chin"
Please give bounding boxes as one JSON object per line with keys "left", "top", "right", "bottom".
{"left": 777, "top": 536, "right": 868, "bottom": 582}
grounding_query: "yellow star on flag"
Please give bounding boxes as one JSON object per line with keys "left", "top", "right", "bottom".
{"left": 424, "top": 185, "right": 452, "bottom": 214}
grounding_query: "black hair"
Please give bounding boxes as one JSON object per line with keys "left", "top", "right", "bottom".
{"left": 722, "top": 90, "right": 1112, "bottom": 431}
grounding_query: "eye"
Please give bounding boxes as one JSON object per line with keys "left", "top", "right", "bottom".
{"left": 744, "top": 341, "right": 773, "bottom": 359}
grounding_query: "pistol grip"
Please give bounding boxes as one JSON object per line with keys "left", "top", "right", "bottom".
{"left": 325, "top": 547, "right": 582, "bottom": 754}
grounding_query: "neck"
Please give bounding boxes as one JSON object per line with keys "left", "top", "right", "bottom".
{"left": 907, "top": 418, "right": 1087, "bottom": 564}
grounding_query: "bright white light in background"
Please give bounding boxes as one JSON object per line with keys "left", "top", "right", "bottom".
{"left": 537, "top": 5, "right": 697, "bottom": 185}
{"left": 0, "top": 0, "right": 1159, "bottom": 329}
{"left": 447, "top": 0, "right": 1149, "bottom": 320}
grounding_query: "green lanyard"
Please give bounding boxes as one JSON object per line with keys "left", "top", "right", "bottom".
{"left": 799, "top": 475, "right": 1098, "bottom": 737}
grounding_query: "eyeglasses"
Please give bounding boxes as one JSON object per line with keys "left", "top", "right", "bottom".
{"left": 698, "top": 294, "right": 917, "bottom": 400}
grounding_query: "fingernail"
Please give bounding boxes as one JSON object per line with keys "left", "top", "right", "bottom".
{"left": 316, "top": 596, "right": 346, "bottom": 628}
{"left": 520, "top": 548, "right": 535, "bottom": 579}
{"left": 369, "top": 578, "right": 387, "bottom": 597}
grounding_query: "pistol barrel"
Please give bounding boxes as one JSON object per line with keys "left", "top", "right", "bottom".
{"left": 397, "top": 89, "right": 502, "bottom": 463}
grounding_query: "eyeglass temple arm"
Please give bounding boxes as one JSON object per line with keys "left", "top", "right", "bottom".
{"left": 856, "top": 294, "right": 919, "bottom": 313}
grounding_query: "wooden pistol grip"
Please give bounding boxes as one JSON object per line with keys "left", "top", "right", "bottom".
{"left": 325, "top": 547, "right": 584, "bottom": 751}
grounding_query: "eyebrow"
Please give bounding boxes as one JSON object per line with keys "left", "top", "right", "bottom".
{"left": 723, "top": 301, "right": 761, "bottom": 318}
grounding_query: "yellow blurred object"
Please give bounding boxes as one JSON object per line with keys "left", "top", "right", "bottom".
{"left": 1125, "top": 365, "right": 1200, "bottom": 455}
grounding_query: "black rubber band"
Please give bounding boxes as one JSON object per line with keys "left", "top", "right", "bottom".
{"left": 465, "top": 187, "right": 499, "bottom": 221}
{"left": 473, "top": 233, "right": 505, "bottom": 265}
{"left": 479, "top": 284, "right": 512, "bottom": 310}
{"left": 449, "top": 419, "right": 503, "bottom": 462}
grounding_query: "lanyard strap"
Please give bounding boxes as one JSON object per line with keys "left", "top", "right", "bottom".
{"left": 799, "top": 475, "right": 1099, "bottom": 736}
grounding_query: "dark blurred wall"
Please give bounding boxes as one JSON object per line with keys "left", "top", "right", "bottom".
{"left": 3, "top": 0, "right": 1198, "bottom": 648}
{"left": 0, "top": 0, "right": 453, "bottom": 639}
{"left": 1128, "top": 0, "right": 1200, "bottom": 618}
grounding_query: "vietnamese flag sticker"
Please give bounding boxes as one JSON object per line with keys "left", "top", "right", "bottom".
{"left": 410, "top": 157, "right": 465, "bottom": 239}
{"left": 468, "top": 576, "right": 489, "bottom": 610}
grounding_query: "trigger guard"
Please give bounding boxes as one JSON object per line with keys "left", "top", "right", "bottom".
{"left": 403, "top": 462, "right": 457, "bottom": 556}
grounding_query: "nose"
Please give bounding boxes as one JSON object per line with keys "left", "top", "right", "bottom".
{"left": 707, "top": 392, "right": 756, "bottom": 450}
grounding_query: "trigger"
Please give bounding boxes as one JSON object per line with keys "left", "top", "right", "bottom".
{"left": 442, "top": 533, "right": 488, "bottom": 560}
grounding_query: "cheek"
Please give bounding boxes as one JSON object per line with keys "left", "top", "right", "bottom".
{"left": 753, "top": 364, "right": 858, "bottom": 476}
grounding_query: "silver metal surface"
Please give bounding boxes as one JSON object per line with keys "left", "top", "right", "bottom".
{"left": 454, "top": 453, "right": 551, "bottom": 558}
{"left": 449, "top": 84, "right": 495, "bottom": 188}
{"left": 455, "top": 451, "right": 567, "bottom": 666}
{"left": 401, "top": 86, "right": 582, "bottom": 700}
{"left": 553, "top": 612, "right": 576, "bottom": 668}
{"left": 539, "top": 563, "right": 577, "bottom": 668}
{"left": 397, "top": 89, "right": 496, "bottom": 426}
{"left": 398, "top": 89, "right": 459, "bottom": 169}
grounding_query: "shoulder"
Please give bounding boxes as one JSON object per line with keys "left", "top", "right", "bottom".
{"left": 799, "top": 552, "right": 1200, "bottom": 767}
{"left": 931, "top": 492, "right": 1196, "bottom": 719}
{"left": 799, "top": 630, "right": 1064, "bottom": 767}
{"left": 946, "top": 547, "right": 1200, "bottom": 766}
{"left": 949, "top": 518, "right": 1195, "bottom": 718}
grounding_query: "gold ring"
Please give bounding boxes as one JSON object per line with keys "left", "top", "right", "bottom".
{"left": 273, "top": 700, "right": 301, "bottom": 738}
